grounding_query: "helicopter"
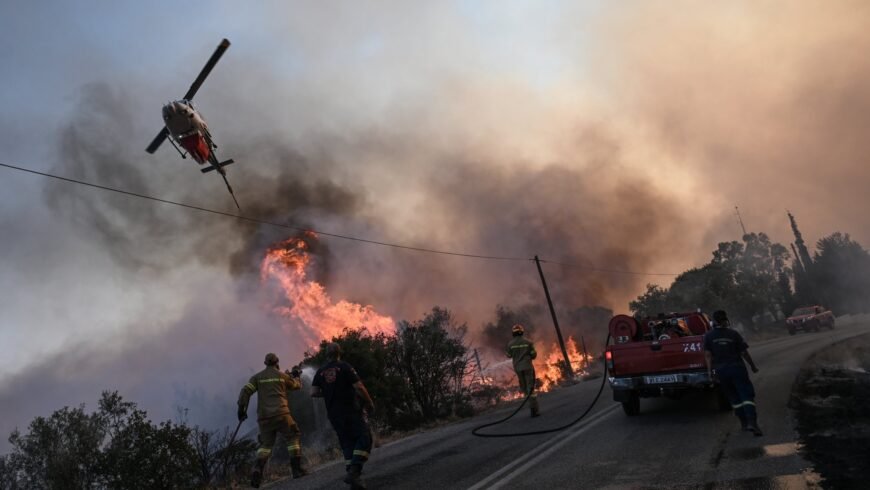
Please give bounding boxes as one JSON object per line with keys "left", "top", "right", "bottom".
{"left": 145, "top": 38, "right": 240, "bottom": 210}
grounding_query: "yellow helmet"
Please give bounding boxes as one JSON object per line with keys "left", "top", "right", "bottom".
{"left": 511, "top": 324, "right": 525, "bottom": 335}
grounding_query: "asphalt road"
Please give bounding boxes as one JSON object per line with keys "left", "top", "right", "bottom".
{"left": 273, "top": 319, "right": 870, "bottom": 489}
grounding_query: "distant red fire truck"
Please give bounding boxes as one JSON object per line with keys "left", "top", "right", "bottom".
{"left": 785, "top": 305, "right": 835, "bottom": 335}
{"left": 605, "top": 311, "right": 729, "bottom": 416}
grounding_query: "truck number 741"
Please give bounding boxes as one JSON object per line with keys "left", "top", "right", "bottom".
{"left": 683, "top": 342, "right": 702, "bottom": 352}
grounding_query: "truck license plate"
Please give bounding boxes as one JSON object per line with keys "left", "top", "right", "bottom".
{"left": 644, "top": 374, "right": 678, "bottom": 384}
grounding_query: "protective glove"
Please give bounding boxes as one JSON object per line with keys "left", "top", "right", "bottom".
{"left": 237, "top": 408, "right": 247, "bottom": 422}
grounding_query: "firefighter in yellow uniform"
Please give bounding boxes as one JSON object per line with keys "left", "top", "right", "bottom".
{"left": 238, "top": 353, "right": 307, "bottom": 488}
{"left": 507, "top": 324, "right": 540, "bottom": 417}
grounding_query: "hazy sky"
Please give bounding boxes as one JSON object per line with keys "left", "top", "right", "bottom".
{"left": 2, "top": 1, "right": 869, "bottom": 448}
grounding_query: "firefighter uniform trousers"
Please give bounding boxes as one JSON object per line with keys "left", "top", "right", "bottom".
{"left": 517, "top": 368, "right": 540, "bottom": 414}
{"left": 717, "top": 364, "right": 757, "bottom": 427}
{"left": 330, "top": 411, "right": 373, "bottom": 471}
{"left": 256, "top": 414, "right": 302, "bottom": 464}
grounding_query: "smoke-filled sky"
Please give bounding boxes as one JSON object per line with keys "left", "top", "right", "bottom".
{"left": 3, "top": 1, "right": 870, "bottom": 449}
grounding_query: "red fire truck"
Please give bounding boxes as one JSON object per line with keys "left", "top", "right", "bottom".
{"left": 605, "top": 311, "right": 730, "bottom": 416}
{"left": 785, "top": 305, "right": 835, "bottom": 335}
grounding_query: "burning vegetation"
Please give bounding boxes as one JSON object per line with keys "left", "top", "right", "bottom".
{"left": 537, "top": 336, "right": 596, "bottom": 392}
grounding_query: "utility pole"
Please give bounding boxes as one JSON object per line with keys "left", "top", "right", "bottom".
{"left": 473, "top": 348, "right": 484, "bottom": 380}
{"left": 734, "top": 206, "right": 748, "bottom": 236}
{"left": 534, "top": 255, "right": 573, "bottom": 379}
{"left": 580, "top": 335, "right": 589, "bottom": 370}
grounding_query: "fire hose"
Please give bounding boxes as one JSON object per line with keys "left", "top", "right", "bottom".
{"left": 471, "top": 332, "right": 610, "bottom": 437}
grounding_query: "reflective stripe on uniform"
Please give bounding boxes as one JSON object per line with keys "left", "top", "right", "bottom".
{"left": 257, "top": 448, "right": 272, "bottom": 456}
{"left": 353, "top": 450, "right": 369, "bottom": 457}
{"left": 731, "top": 400, "right": 756, "bottom": 409}
{"left": 259, "top": 378, "right": 282, "bottom": 383}
{"left": 510, "top": 345, "right": 530, "bottom": 349}
{"left": 245, "top": 383, "right": 256, "bottom": 392}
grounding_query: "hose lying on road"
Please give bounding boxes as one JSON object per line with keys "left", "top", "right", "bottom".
{"left": 471, "top": 333, "right": 610, "bottom": 438}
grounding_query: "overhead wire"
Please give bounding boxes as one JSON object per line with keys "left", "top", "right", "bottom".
{"left": 0, "top": 161, "right": 681, "bottom": 275}
{"left": 537, "top": 259, "right": 679, "bottom": 276}
{"left": 0, "top": 161, "right": 528, "bottom": 262}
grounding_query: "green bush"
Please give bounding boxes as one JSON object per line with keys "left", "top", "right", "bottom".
{"left": 0, "top": 391, "right": 255, "bottom": 489}
{"left": 304, "top": 307, "right": 474, "bottom": 433}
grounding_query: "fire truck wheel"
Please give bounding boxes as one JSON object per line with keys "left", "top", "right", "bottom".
{"left": 622, "top": 392, "right": 640, "bottom": 416}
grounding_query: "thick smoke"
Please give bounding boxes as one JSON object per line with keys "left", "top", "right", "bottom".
{"left": 588, "top": 1, "right": 870, "bottom": 245}
{"left": 0, "top": 285, "right": 307, "bottom": 445}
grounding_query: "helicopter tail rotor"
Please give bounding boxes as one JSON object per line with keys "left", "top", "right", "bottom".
{"left": 200, "top": 159, "right": 235, "bottom": 173}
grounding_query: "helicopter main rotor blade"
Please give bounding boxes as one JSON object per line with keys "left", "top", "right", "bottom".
{"left": 182, "top": 38, "right": 231, "bottom": 101}
{"left": 145, "top": 127, "right": 169, "bottom": 154}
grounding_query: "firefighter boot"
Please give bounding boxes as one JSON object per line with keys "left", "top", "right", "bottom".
{"left": 250, "top": 457, "right": 267, "bottom": 488}
{"left": 746, "top": 415, "right": 764, "bottom": 437}
{"left": 736, "top": 411, "right": 748, "bottom": 431}
{"left": 530, "top": 394, "right": 541, "bottom": 418}
{"left": 347, "top": 463, "right": 367, "bottom": 489}
{"left": 290, "top": 456, "right": 308, "bottom": 478}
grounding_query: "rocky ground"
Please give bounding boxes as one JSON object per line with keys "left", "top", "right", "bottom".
{"left": 790, "top": 331, "right": 870, "bottom": 489}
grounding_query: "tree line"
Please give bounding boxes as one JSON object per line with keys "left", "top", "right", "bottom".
{"left": 630, "top": 229, "right": 870, "bottom": 330}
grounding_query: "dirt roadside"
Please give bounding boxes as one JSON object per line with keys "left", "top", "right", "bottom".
{"left": 790, "top": 332, "right": 870, "bottom": 489}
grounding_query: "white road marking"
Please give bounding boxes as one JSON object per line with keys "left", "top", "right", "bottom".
{"left": 467, "top": 405, "right": 619, "bottom": 490}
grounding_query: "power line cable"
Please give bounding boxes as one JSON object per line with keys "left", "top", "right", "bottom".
{"left": 0, "top": 161, "right": 683, "bottom": 275}
{"left": 537, "top": 259, "right": 679, "bottom": 276}
{"left": 0, "top": 161, "right": 528, "bottom": 261}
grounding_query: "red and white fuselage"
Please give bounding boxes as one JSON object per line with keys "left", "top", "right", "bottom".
{"left": 162, "top": 99, "right": 212, "bottom": 164}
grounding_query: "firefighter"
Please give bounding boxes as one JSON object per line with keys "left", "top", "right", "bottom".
{"left": 238, "top": 353, "right": 307, "bottom": 488}
{"left": 506, "top": 324, "right": 540, "bottom": 417}
{"left": 312, "top": 343, "right": 375, "bottom": 490}
{"left": 704, "top": 310, "right": 763, "bottom": 436}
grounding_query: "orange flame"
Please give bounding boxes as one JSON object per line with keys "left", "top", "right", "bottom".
{"left": 536, "top": 336, "right": 594, "bottom": 392}
{"left": 476, "top": 336, "right": 595, "bottom": 402}
{"left": 260, "top": 233, "right": 395, "bottom": 348}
